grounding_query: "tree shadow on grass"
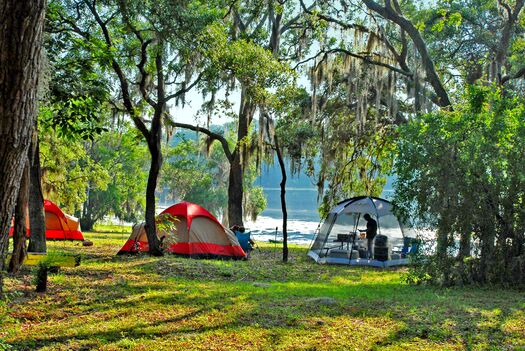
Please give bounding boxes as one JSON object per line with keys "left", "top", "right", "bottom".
{"left": 5, "top": 246, "right": 525, "bottom": 350}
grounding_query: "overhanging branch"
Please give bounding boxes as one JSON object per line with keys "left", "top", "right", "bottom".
{"left": 361, "top": 0, "right": 453, "bottom": 108}
{"left": 168, "top": 120, "right": 233, "bottom": 161}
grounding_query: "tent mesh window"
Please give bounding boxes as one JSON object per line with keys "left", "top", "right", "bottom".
{"left": 309, "top": 196, "right": 417, "bottom": 265}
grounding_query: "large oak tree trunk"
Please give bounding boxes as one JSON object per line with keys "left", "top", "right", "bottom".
{"left": 28, "top": 136, "right": 46, "bottom": 253}
{"left": 227, "top": 86, "right": 256, "bottom": 227}
{"left": 0, "top": 0, "right": 46, "bottom": 294}
{"left": 227, "top": 152, "right": 244, "bottom": 227}
{"left": 9, "top": 160, "right": 29, "bottom": 273}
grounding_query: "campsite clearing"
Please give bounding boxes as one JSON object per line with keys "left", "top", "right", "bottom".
{"left": 1, "top": 228, "right": 524, "bottom": 351}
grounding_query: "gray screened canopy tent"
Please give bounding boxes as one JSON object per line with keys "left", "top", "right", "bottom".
{"left": 307, "top": 196, "right": 417, "bottom": 267}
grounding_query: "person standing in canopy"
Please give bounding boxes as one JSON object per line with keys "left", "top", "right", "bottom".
{"left": 359, "top": 213, "right": 377, "bottom": 259}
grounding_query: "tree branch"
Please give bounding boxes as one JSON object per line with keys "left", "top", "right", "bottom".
{"left": 281, "top": 2, "right": 315, "bottom": 35}
{"left": 118, "top": 0, "right": 158, "bottom": 108}
{"left": 84, "top": 0, "right": 150, "bottom": 138}
{"left": 162, "top": 71, "right": 204, "bottom": 103}
{"left": 296, "top": 48, "right": 412, "bottom": 77}
{"left": 495, "top": 0, "right": 524, "bottom": 83}
{"left": 169, "top": 120, "right": 233, "bottom": 161}
{"left": 501, "top": 66, "right": 525, "bottom": 84}
{"left": 301, "top": 0, "right": 410, "bottom": 76}
{"left": 361, "top": 0, "right": 453, "bottom": 108}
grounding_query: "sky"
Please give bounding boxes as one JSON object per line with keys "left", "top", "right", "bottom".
{"left": 169, "top": 87, "right": 241, "bottom": 126}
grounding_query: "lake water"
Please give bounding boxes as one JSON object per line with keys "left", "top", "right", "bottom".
{"left": 245, "top": 188, "right": 321, "bottom": 245}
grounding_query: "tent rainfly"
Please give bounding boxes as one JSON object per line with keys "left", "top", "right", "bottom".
{"left": 308, "top": 196, "right": 417, "bottom": 267}
{"left": 118, "top": 201, "right": 246, "bottom": 259}
{"left": 9, "top": 200, "right": 84, "bottom": 241}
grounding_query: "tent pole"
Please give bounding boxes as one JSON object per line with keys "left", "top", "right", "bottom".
{"left": 274, "top": 227, "right": 278, "bottom": 259}
{"left": 350, "top": 213, "right": 360, "bottom": 264}
{"left": 307, "top": 222, "right": 321, "bottom": 251}
{"left": 370, "top": 197, "right": 381, "bottom": 235}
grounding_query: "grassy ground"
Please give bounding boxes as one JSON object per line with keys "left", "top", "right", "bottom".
{"left": 1, "top": 230, "right": 524, "bottom": 351}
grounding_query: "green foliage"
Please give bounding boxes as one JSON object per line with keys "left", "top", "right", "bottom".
{"left": 394, "top": 85, "right": 525, "bottom": 285}
{"left": 242, "top": 162, "right": 267, "bottom": 222}
{"left": 81, "top": 127, "right": 149, "bottom": 228}
{"left": 403, "top": 0, "right": 524, "bottom": 92}
{"left": 44, "top": 3, "right": 111, "bottom": 140}
{"left": 200, "top": 22, "right": 294, "bottom": 102}
{"left": 0, "top": 339, "right": 12, "bottom": 351}
{"left": 40, "top": 131, "right": 110, "bottom": 214}
{"left": 161, "top": 136, "right": 228, "bottom": 216}
{"left": 161, "top": 131, "right": 266, "bottom": 221}
{"left": 40, "top": 97, "right": 107, "bottom": 141}
{"left": 155, "top": 213, "right": 179, "bottom": 249}
{"left": 273, "top": 86, "right": 318, "bottom": 160}
{"left": 39, "top": 124, "right": 148, "bottom": 227}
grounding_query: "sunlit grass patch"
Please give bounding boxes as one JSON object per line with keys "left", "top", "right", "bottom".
{"left": 276, "top": 315, "right": 402, "bottom": 351}
{"left": 2, "top": 227, "right": 525, "bottom": 350}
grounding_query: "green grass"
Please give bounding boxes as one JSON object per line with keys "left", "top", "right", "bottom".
{"left": 1, "top": 231, "right": 524, "bottom": 350}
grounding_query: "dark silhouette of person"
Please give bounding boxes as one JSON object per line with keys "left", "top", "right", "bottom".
{"left": 360, "top": 213, "right": 377, "bottom": 259}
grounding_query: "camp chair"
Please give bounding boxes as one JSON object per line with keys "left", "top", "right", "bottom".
{"left": 236, "top": 232, "right": 254, "bottom": 257}
{"left": 401, "top": 238, "right": 419, "bottom": 258}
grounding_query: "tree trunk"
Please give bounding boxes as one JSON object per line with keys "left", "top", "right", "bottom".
{"left": 144, "top": 134, "right": 162, "bottom": 256}
{"left": 80, "top": 182, "right": 96, "bottom": 231}
{"left": 274, "top": 134, "right": 288, "bottom": 263}
{"left": 81, "top": 142, "right": 96, "bottom": 231}
{"left": 228, "top": 151, "right": 244, "bottom": 227}
{"left": 436, "top": 202, "right": 453, "bottom": 285}
{"left": 479, "top": 226, "right": 495, "bottom": 284}
{"left": 0, "top": 0, "right": 46, "bottom": 294}
{"left": 9, "top": 160, "right": 29, "bottom": 273}
{"left": 495, "top": 0, "right": 524, "bottom": 84}
{"left": 28, "top": 136, "right": 46, "bottom": 253}
{"left": 227, "top": 86, "right": 256, "bottom": 226}
{"left": 458, "top": 229, "right": 471, "bottom": 260}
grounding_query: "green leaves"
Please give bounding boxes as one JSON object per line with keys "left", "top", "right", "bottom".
{"left": 200, "top": 23, "right": 293, "bottom": 103}
{"left": 40, "top": 96, "right": 108, "bottom": 141}
{"left": 431, "top": 9, "right": 462, "bottom": 32}
{"left": 161, "top": 136, "right": 228, "bottom": 216}
{"left": 393, "top": 85, "right": 525, "bottom": 285}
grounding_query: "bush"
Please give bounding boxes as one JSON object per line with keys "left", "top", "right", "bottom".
{"left": 394, "top": 86, "right": 525, "bottom": 286}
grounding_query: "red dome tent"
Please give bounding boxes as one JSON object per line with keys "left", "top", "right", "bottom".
{"left": 9, "top": 200, "right": 84, "bottom": 241}
{"left": 118, "top": 202, "right": 245, "bottom": 259}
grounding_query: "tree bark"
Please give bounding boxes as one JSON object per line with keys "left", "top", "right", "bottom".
{"left": 9, "top": 159, "right": 29, "bottom": 273}
{"left": 227, "top": 86, "right": 256, "bottom": 227}
{"left": 268, "top": 2, "right": 288, "bottom": 262}
{"left": 28, "top": 136, "right": 46, "bottom": 253}
{"left": 80, "top": 183, "right": 96, "bottom": 231}
{"left": 495, "top": 0, "right": 524, "bottom": 83}
{"left": 228, "top": 150, "right": 244, "bottom": 227}
{"left": 458, "top": 229, "right": 471, "bottom": 261}
{"left": 142, "top": 53, "right": 165, "bottom": 257}
{"left": 144, "top": 133, "right": 163, "bottom": 256}
{"left": 0, "top": 0, "right": 46, "bottom": 294}
{"left": 274, "top": 134, "right": 288, "bottom": 263}
{"left": 479, "top": 225, "right": 495, "bottom": 284}
{"left": 227, "top": 88, "right": 247, "bottom": 227}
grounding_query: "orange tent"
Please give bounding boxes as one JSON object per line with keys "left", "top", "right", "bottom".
{"left": 9, "top": 200, "right": 84, "bottom": 241}
{"left": 118, "top": 202, "right": 245, "bottom": 259}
